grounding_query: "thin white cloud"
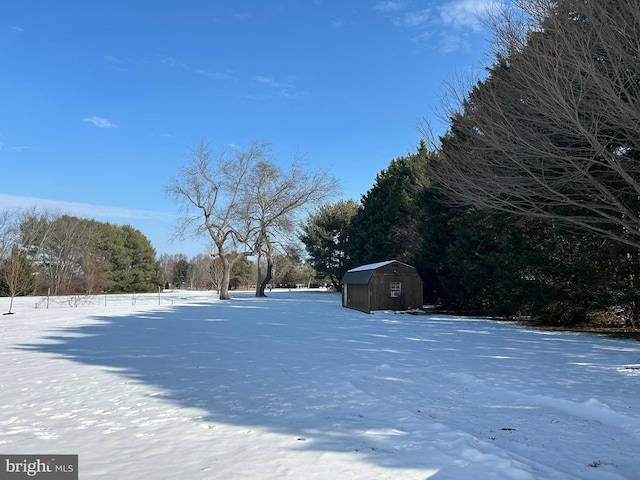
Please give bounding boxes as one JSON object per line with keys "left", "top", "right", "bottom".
{"left": 196, "top": 68, "right": 237, "bottom": 81}
{"left": 104, "top": 55, "right": 124, "bottom": 64}
{"left": 331, "top": 17, "right": 346, "bottom": 28}
{"left": 104, "top": 55, "right": 128, "bottom": 72}
{"left": 228, "top": 9, "right": 251, "bottom": 21}
{"left": 374, "top": 1, "right": 405, "bottom": 13}
{"left": 0, "top": 194, "right": 167, "bottom": 221}
{"left": 400, "top": 9, "right": 432, "bottom": 27}
{"left": 374, "top": 2, "right": 433, "bottom": 27}
{"left": 254, "top": 75, "right": 286, "bottom": 88}
{"left": 438, "top": 0, "right": 496, "bottom": 32}
{"left": 439, "top": 32, "right": 471, "bottom": 53}
{"left": 277, "top": 89, "right": 310, "bottom": 100}
{"left": 83, "top": 116, "right": 118, "bottom": 128}
{"left": 254, "top": 74, "right": 308, "bottom": 88}
{"left": 0, "top": 140, "right": 30, "bottom": 152}
{"left": 251, "top": 75, "right": 309, "bottom": 99}
{"left": 8, "top": 25, "right": 24, "bottom": 33}
{"left": 161, "top": 56, "right": 188, "bottom": 69}
{"left": 375, "top": 0, "right": 498, "bottom": 53}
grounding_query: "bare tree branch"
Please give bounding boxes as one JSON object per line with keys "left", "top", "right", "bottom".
{"left": 242, "top": 154, "right": 340, "bottom": 296}
{"left": 166, "top": 141, "right": 268, "bottom": 299}
{"left": 166, "top": 140, "right": 339, "bottom": 299}
{"left": 430, "top": 0, "right": 640, "bottom": 248}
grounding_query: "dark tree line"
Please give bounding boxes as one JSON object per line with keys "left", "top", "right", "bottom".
{"left": 301, "top": 0, "right": 640, "bottom": 327}
{"left": 303, "top": 145, "right": 640, "bottom": 326}
{"left": 0, "top": 210, "right": 162, "bottom": 303}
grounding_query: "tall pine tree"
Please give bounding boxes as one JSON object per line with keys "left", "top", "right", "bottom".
{"left": 346, "top": 142, "right": 431, "bottom": 267}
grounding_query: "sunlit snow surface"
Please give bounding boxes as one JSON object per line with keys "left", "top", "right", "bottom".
{"left": 1, "top": 290, "right": 639, "bottom": 479}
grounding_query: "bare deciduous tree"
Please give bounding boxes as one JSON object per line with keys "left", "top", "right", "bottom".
{"left": 243, "top": 158, "right": 339, "bottom": 297}
{"left": 2, "top": 245, "right": 35, "bottom": 314}
{"left": 428, "top": 0, "right": 640, "bottom": 248}
{"left": 0, "top": 210, "right": 18, "bottom": 260}
{"left": 0, "top": 210, "right": 30, "bottom": 314}
{"left": 207, "top": 249, "right": 225, "bottom": 293}
{"left": 166, "top": 141, "right": 267, "bottom": 299}
{"left": 167, "top": 141, "right": 339, "bottom": 299}
{"left": 23, "top": 214, "right": 100, "bottom": 295}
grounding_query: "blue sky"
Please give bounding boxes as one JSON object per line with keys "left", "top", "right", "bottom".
{"left": 1, "top": 0, "right": 497, "bottom": 257}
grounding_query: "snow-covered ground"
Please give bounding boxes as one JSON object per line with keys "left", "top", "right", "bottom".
{"left": 1, "top": 290, "right": 639, "bottom": 479}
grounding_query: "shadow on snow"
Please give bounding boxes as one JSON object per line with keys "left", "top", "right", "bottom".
{"left": 15, "top": 290, "right": 640, "bottom": 477}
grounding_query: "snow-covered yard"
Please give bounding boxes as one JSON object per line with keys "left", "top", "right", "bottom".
{"left": 1, "top": 290, "right": 639, "bottom": 479}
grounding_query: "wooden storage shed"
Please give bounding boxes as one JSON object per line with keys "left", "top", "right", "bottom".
{"left": 341, "top": 260, "right": 423, "bottom": 313}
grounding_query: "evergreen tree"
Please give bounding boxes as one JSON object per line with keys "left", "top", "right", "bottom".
{"left": 416, "top": 193, "right": 640, "bottom": 325}
{"left": 299, "top": 199, "right": 359, "bottom": 290}
{"left": 229, "top": 256, "right": 255, "bottom": 290}
{"left": 172, "top": 258, "right": 191, "bottom": 289}
{"left": 346, "top": 142, "right": 431, "bottom": 267}
{"left": 99, "top": 223, "right": 162, "bottom": 292}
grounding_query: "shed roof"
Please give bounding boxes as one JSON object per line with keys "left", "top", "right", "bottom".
{"left": 342, "top": 260, "right": 415, "bottom": 285}
{"left": 341, "top": 269, "right": 375, "bottom": 285}
{"left": 347, "top": 260, "right": 397, "bottom": 273}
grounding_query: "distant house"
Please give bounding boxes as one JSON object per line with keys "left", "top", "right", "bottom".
{"left": 341, "top": 260, "right": 423, "bottom": 314}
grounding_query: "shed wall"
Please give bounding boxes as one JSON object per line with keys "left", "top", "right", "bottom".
{"left": 369, "top": 267, "right": 423, "bottom": 311}
{"left": 343, "top": 283, "right": 370, "bottom": 313}
{"left": 342, "top": 262, "right": 423, "bottom": 313}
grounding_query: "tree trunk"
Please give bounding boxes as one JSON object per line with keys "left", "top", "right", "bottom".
{"left": 328, "top": 272, "right": 341, "bottom": 292}
{"left": 5, "top": 294, "right": 15, "bottom": 314}
{"left": 219, "top": 254, "right": 231, "bottom": 300}
{"left": 257, "top": 257, "right": 273, "bottom": 297}
{"left": 255, "top": 252, "right": 263, "bottom": 297}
